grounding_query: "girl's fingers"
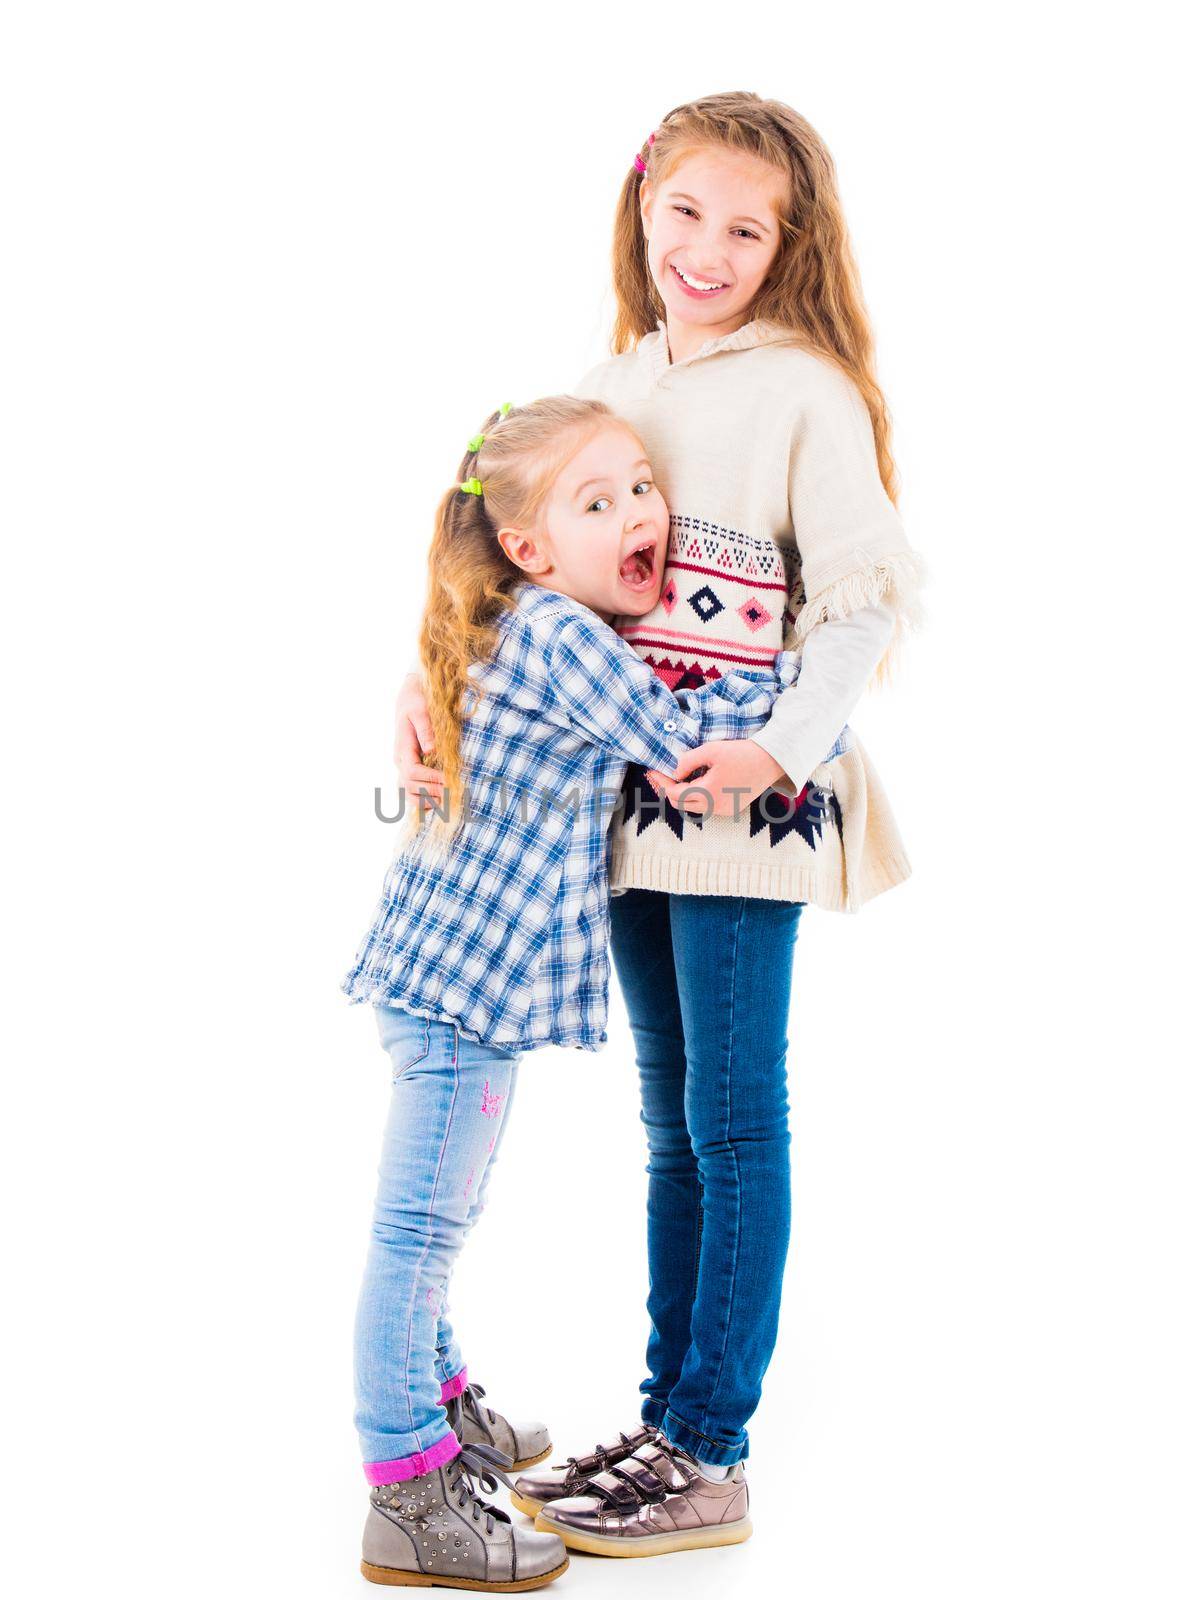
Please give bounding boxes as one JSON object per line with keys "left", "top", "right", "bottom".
{"left": 398, "top": 762, "right": 447, "bottom": 796}
{"left": 401, "top": 767, "right": 446, "bottom": 805}
{"left": 393, "top": 689, "right": 424, "bottom": 770}
{"left": 674, "top": 781, "right": 722, "bottom": 813}
{"left": 671, "top": 745, "right": 714, "bottom": 782}
{"left": 412, "top": 709, "right": 437, "bottom": 754}
{"left": 393, "top": 676, "right": 437, "bottom": 774}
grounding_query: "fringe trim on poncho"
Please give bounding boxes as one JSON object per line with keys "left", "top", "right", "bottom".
{"left": 797, "top": 549, "right": 928, "bottom": 691}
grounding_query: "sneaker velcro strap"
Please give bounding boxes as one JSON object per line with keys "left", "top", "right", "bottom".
{"left": 652, "top": 1450, "right": 693, "bottom": 1490}
{"left": 611, "top": 1460, "right": 669, "bottom": 1501}
{"left": 630, "top": 1444, "right": 684, "bottom": 1485}
{"left": 587, "top": 1469, "right": 643, "bottom": 1508}
{"left": 569, "top": 1430, "right": 633, "bottom": 1476}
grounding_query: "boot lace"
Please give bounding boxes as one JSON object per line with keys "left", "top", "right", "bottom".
{"left": 446, "top": 1381, "right": 501, "bottom": 1449}
{"left": 446, "top": 1443, "right": 515, "bottom": 1534}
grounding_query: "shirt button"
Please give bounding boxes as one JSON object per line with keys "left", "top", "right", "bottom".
{"left": 663, "top": 718, "right": 678, "bottom": 732}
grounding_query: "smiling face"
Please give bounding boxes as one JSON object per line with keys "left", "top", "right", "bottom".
{"left": 495, "top": 423, "right": 669, "bottom": 622}
{"left": 639, "top": 145, "right": 788, "bottom": 351}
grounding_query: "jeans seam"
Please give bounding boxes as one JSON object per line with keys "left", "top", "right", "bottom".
{"left": 689, "top": 1170, "right": 703, "bottom": 1322}
{"left": 398, "top": 1024, "right": 461, "bottom": 1457}
{"left": 696, "top": 897, "right": 745, "bottom": 1440}
{"left": 623, "top": 887, "right": 684, "bottom": 1412}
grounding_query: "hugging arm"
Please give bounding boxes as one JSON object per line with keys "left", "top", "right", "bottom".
{"left": 544, "top": 614, "right": 794, "bottom": 773}
{"left": 394, "top": 650, "right": 443, "bottom": 798}
{"left": 393, "top": 615, "right": 818, "bottom": 800}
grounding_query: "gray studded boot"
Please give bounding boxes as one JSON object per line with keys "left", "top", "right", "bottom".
{"left": 361, "top": 1443, "right": 569, "bottom": 1590}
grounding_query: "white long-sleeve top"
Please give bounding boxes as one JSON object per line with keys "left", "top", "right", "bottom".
{"left": 751, "top": 603, "right": 894, "bottom": 791}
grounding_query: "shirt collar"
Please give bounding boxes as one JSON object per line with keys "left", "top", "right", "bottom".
{"left": 636, "top": 316, "right": 789, "bottom": 379}
{"left": 511, "top": 576, "right": 595, "bottom": 626}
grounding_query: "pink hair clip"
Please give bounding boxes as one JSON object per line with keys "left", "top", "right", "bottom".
{"left": 633, "top": 131, "right": 657, "bottom": 174}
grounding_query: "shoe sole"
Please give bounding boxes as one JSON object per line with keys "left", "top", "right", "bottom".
{"left": 531, "top": 1514, "right": 752, "bottom": 1558}
{"left": 510, "top": 1491, "right": 548, "bottom": 1519}
{"left": 508, "top": 1445, "right": 553, "bottom": 1473}
{"left": 360, "top": 1556, "right": 570, "bottom": 1590}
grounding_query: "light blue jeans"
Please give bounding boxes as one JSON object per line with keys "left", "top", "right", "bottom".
{"left": 354, "top": 1004, "right": 521, "bottom": 1482}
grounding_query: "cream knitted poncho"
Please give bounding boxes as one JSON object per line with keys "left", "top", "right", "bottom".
{"left": 573, "top": 318, "right": 924, "bottom": 912}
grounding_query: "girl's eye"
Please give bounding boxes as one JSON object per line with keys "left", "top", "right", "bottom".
{"left": 672, "top": 204, "right": 758, "bottom": 241}
{"left": 633, "top": 480, "right": 653, "bottom": 496}
{"left": 586, "top": 496, "right": 613, "bottom": 514}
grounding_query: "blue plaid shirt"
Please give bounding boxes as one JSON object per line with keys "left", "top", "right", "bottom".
{"left": 342, "top": 580, "right": 815, "bottom": 1051}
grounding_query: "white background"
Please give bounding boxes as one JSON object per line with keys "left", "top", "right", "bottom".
{"left": 3, "top": 3, "right": 1198, "bottom": 1597}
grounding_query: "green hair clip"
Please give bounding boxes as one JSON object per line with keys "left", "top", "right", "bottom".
{"left": 461, "top": 405, "right": 511, "bottom": 491}
{"left": 466, "top": 403, "right": 512, "bottom": 456}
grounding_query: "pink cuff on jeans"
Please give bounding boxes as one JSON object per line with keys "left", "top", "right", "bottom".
{"left": 364, "top": 1430, "right": 461, "bottom": 1485}
{"left": 439, "top": 1366, "right": 469, "bottom": 1404}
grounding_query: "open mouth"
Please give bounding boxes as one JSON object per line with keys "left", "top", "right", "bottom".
{"left": 670, "top": 262, "right": 730, "bottom": 296}
{"left": 618, "top": 540, "right": 658, "bottom": 591}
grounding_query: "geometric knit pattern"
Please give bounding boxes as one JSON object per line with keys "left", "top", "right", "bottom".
{"left": 612, "top": 512, "right": 843, "bottom": 859}
{"left": 615, "top": 514, "right": 801, "bottom": 686}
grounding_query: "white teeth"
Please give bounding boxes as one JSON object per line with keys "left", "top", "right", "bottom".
{"left": 674, "top": 264, "right": 726, "bottom": 292}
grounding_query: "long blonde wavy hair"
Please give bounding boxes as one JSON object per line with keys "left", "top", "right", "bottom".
{"left": 613, "top": 91, "right": 898, "bottom": 504}
{"left": 409, "top": 394, "right": 615, "bottom": 852}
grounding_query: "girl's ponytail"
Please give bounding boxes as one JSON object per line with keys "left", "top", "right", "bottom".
{"left": 411, "top": 414, "right": 518, "bottom": 851}
{"left": 612, "top": 151, "right": 662, "bottom": 357}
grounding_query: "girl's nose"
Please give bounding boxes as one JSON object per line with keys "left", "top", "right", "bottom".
{"left": 695, "top": 229, "right": 728, "bottom": 272}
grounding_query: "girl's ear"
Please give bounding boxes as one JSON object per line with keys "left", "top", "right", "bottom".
{"left": 638, "top": 180, "right": 655, "bottom": 236}
{"left": 496, "top": 526, "right": 550, "bottom": 575}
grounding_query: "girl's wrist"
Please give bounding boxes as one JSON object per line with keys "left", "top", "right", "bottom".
{"left": 746, "top": 741, "right": 786, "bottom": 787}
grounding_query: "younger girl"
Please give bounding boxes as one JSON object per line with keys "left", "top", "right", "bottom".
{"left": 395, "top": 92, "right": 924, "bottom": 1559}
{"left": 344, "top": 395, "right": 821, "bottom": 1588}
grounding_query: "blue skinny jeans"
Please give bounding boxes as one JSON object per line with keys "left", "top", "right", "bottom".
{"left": 609, "top": 888, "right": 804, "bottom": 1467}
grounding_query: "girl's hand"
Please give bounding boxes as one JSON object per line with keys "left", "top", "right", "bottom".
{"left": 646, "top": 740, "right": 786, "bottom": 817}
{"left": 393, "top": 672, "right": 446, "bottom": 807}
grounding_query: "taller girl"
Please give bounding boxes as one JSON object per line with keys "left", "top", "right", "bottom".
{"left": 398, "top": 91, "right": 925, "bottom": 1555}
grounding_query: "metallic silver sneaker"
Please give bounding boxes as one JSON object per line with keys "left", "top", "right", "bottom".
{"left": 362, "top": 1443, "right": 569, "bottom": 1589}
{"left": 446, "top": 1381, "right": 552, "bottom": 1473}
{"left": 510, "top": 1424, "right": 659, "bottom": 1519}
{"left": 533, "top": 1435, "right": 752, "bottom": 1558}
